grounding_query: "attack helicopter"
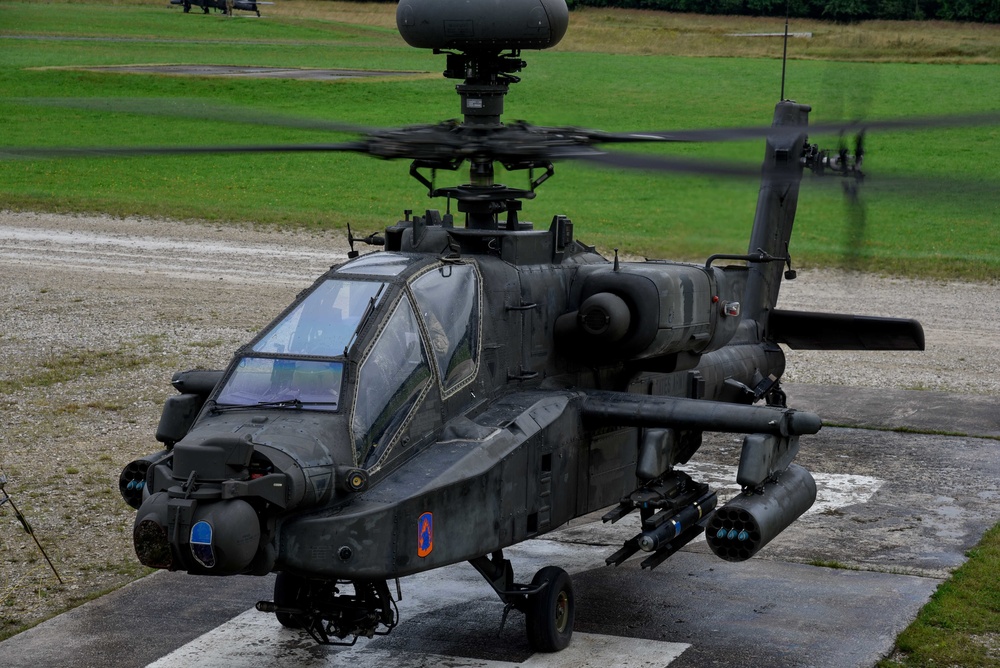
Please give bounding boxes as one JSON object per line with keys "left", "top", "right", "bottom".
{"left": 87, "top": 0, "right": 939, "bottom": 652}
{"left": 170, "top": 0, "right": 269, "bottom": 17}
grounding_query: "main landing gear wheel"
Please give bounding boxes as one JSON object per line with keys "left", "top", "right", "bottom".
{"left": 525, "top": 566, "right": 574, "bottom": 652}
{"left": 273, "top": 571, "right": 308, "bottom": 629}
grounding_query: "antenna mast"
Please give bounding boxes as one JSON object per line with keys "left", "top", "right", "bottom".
{"left": 780, "top": 3, "right": 790, "bottom": 100}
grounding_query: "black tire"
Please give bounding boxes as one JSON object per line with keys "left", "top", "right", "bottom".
{"left": 273, "top": 571, "right": 309, "bottom": 629}
{"left": 525, "top": 566, "right": 574, "bottom": 652}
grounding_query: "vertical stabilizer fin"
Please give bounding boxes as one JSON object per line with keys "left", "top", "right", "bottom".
{"left": 743, "top": 101, "right": 811, "bottom": 328}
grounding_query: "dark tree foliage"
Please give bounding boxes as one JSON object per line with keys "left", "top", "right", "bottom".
{"left": 351, "top": 0, "right": 997, "bottom": 23}
{"left": 553, "top": 0, "right": 998, "bottom": 23}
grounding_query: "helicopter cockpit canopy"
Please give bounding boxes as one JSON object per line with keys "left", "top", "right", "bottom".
{"left": 351, "top": 259, "right": 482, "bottom": 469}
{"left": 212, "top": 252, "right": 482, "bottom": 470}
{"left": 215, "top": 278, "right": 387, "bottom": 410}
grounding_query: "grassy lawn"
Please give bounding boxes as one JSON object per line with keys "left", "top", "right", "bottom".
{"left": 1, "top": 2, "right": 999, "bottom": 278}
{"left": 2, "top": 3, "right": 1000, "bottom": 663}
{"left": 879, "top": 525, "right": 1000, "bottom": 668}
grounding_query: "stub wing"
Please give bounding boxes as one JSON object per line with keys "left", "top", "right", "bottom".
{"left": 770, "top": 309, "right": 925, "bottom": 351}
{"left": 579, "top": 389, "right": 820, "bottom": 567}
{"left": 579, "top": 389, "right": 822, "bottom": 437}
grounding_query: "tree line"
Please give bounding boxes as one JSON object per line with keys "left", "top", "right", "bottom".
{"left": 562, "top": 0, "right": 999, "bottom": 23}
{"left": 364, "top": 0, "right": 1000, "bottom": 23}
{"left": 362, "top": 0, "right": 998, "bottom": 24}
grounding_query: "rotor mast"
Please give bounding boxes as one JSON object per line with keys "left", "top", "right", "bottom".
{"left": 396, "top": 0, "right": 569, "bottom": 231}
{"left": 442, "top": 50, "right": 527, "bottom": 229}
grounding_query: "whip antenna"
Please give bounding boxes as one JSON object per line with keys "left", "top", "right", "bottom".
{"left": 0, "top": 474, "right": 63, "bottom": 584}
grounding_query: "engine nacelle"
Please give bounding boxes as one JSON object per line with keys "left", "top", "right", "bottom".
{"left": 556, "top": 262, "right": 747, "bottom": 366}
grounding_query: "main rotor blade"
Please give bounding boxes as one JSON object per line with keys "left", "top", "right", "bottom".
{"left": 12, "top": 98, "right": 377, "bottom": 135}
{"left": 19, "top": 99, "right": 1000, "bottom": 149}
{"left": 569, "top": 146, "right": 996, "bottom": 211}
{"left": 807, "top": 111, "right": 1000, "bottom": 137}
{"left": 573, "top": 150, "right": 763, "bottom": 179}
{"left": 0, "top": 142, "right": 370, "bottom": 160}
{"left": 594, "top": 110, "right": 1000, "bottom": 145}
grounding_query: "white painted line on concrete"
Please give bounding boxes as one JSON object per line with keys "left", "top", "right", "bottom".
{"left": 515, "top": 632, "right": 687, "bottom": 667}
{"left": 682, "top": 462, "right": 883, "bottom": 513}
{"left": 150, "top": 620, "right": 688, "bottom": 668}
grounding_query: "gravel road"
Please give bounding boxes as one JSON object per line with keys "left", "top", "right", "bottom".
{"left": 0, "top": 209, "right": 996, "bottom": 639}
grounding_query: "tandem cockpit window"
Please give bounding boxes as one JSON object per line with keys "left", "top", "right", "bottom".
{"left": 410, "top": 264, "right": 480, "bottom": 394}
{"left": 214, "top": 279, "right": 386, "bottom": 411}
{"left": 352, "top": 297, "right": 432, "bottom": 466}
{"left": 351, "top": 263, "right": 481, "bottom": 468}
{"left": 253, "top": 279, "right": 386, "bottom": 357}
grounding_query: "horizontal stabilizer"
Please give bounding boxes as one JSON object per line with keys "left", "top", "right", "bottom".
{"left": 770, "top": 309, "right": 925, "bottom": 351}
{"left": 580, "top": 390, "right": 821, "bottom": 436}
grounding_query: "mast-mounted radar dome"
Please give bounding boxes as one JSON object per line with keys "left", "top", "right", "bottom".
{"left": 396, "top": 0, "right": 569, "bottom": 51}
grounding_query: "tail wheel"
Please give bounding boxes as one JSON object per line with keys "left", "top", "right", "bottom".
{"left": 273, "top": 571, "right": 309, "bottom": 629}
{"left": 525, "top": 566, "right": 574, "bottom": 652}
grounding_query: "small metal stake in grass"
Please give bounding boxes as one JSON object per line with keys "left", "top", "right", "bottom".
{"left": 0, "top": 474, "right": 63, "bottom": 585}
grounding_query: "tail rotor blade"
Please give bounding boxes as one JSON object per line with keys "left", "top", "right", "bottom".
{"left": 842, "top": 178, "right": 867, "bottom": 272}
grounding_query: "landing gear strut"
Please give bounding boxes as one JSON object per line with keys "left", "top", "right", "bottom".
{"left": 470, "top": 551, "right": 575, "bottom": 652}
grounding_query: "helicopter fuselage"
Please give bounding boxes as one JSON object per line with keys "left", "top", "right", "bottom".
{"left": 116, "top": 94, "right": 926, "bottom": 648}
{"left": 128, "top": 212, "right": 782, "bottom": 581}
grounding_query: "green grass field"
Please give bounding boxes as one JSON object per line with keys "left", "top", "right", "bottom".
{"left": 2, "top": 1, "right": 999, "bottom": 278}
{"left": 2, "top": 3, "right": 1000, "bottom": 664}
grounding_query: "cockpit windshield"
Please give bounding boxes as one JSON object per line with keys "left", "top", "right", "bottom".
{"left": 214, "top": 279, "right": 385, "bottom": 411}
{"left": 253, "top": 279, "right": 386, "bottom": 357}
{"left": 215, "top": 357, "right": 344, "bottom": 410}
